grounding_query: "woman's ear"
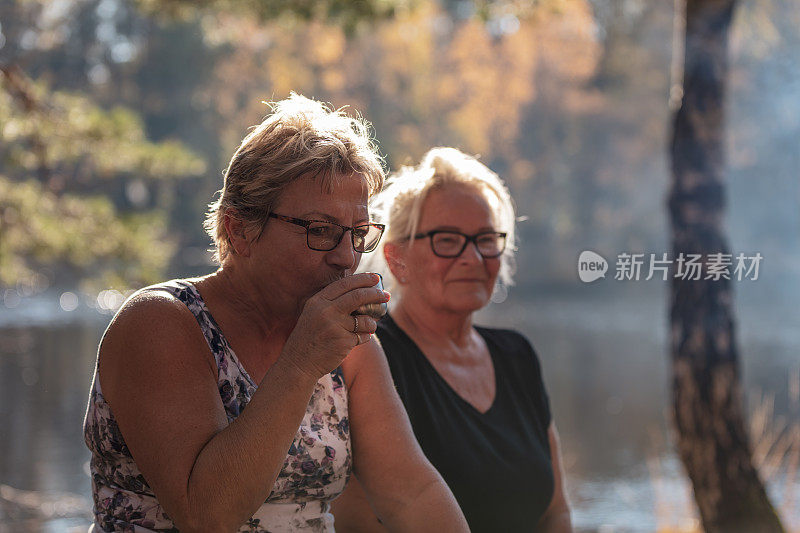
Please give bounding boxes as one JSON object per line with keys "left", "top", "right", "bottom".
{"left": 223, "top": 211, "right": 252, "bottom": 257}
{"left": 384, "top": 242, "right": 408, "bottom": 283}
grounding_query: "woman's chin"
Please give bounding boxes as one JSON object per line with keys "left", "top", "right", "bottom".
{"left": 445, "top": 292, "right": 491, "bottom": 314}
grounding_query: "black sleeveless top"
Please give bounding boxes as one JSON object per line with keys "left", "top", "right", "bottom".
{"left": 376, "top": 314, "right": 554, "bottom": 531}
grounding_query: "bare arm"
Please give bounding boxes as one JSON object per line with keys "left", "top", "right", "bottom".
{"left": 332, "top": 475, "right": 387, "bottom": 533}
{"left": 100, "top": 274, "right": 387, "bottom": 532}
{"left": 337, "top": 338, "right": 468, "bottom": 533}
{"left": 537, "top": 423, "right": 572, "bottom": 532}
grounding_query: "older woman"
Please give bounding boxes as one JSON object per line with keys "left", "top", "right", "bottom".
{"left": 82, "top": 95, "right": 468, "bottom": 532}
{"left": 332, "top": 148, "right": 572, "bottom": 532}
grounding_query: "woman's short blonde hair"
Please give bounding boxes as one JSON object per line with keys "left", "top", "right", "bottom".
{"left": 363, "top": 147, "right": 517, "bottom": 290}
{"left": 204, "top": 93, "right": 385, "bottom": 264}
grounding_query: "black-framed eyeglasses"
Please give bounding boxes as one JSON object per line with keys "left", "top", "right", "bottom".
{"left": 412, "top": 230, "right": 507, "bottom": 258}
{"left": 269, "top": 213, "right": 385, "bottom": 253}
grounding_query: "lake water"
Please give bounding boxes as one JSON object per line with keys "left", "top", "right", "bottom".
{"left": 1, "top": 283, "right": 798, "bottom": 532}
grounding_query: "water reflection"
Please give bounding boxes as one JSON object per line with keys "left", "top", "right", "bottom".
{"left": 0, "top": 321, "right": 103, "bottom": 530}
{"left": 476, "top": 285, "right": 800, "bottom": 531}
{"left": 1, "top": 287, "right": 797, "bottom": 532}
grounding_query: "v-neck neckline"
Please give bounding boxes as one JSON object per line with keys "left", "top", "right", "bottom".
{"left": 183, "top": 280, "right": 258, "bottom": 390}
{"left": 385, "top": 314, "right": 499, "bottom": 416}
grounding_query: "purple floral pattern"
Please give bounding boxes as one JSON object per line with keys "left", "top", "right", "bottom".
{"left": 83, "top": 279, "right": 351, "bottom": 532}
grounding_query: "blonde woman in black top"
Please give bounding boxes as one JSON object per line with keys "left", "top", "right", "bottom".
{"left": 333, "top": 148, "right": 572, "bottom": 532}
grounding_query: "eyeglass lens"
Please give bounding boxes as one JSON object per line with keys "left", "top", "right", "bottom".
{"left": 431, "top": 232, "right": 505, "bottom": 257}
{"left": 307, "top": 222, "right": 382, "bottom": 252}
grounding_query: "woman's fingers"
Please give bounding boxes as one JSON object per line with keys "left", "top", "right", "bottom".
{"left": 348, "top": 315, "right": 378, "bottom": 335}
{"left": 316, "top": 274, "right": 389, "bottom": 315}
{"left": 318, "top": 273, "right": 380, "bottom": 301}
{"left": 334, "top": 286, "right": 389, "bottom": 316}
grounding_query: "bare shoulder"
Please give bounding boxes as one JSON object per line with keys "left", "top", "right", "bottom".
{"left": 103, "top": 288, "right": 200, "bottom": 346}
{"left": 98, "top": 288, "right": 217, "bottom": 397}
{"left": 341, "top": 336, "right": 387, "bottom": 390}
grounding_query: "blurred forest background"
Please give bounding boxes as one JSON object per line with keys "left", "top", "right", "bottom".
{"left": 1, "top": 0, "right": 799, "bottom": 531}
{"left": 2, "top": 0, "right": 796, "bottom": 295}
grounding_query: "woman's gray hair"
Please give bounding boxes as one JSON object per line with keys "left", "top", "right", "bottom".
{"left": 204, "top": 93, "right": 385, "bottom": 264}
{"left": 362, "top": 147, "right": 517, "bottom": 292}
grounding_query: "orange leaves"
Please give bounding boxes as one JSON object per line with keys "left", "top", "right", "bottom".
{"left": 204, "top": 0, "right": 604, "bottom": 183}
{"left": 308, "top": 23, "right": 347, "bottom": 67}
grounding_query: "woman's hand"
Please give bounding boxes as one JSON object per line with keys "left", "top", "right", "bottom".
{"left": 280, "top": 272, "right": 390, "bottom": 381}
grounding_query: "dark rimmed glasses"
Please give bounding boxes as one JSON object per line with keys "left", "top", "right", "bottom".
{"left": 412, "top": 230, "right": 507, "bottom": 258}
{"left": 269, "top": 213, "right": 385, "bottom": 253}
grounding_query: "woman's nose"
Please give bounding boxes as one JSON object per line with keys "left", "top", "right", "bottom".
{"left": 458, "top": 240, "right": 484, "bottom": 263}
{"left": 326, "top": 230, "right": 357, "bottom": 269}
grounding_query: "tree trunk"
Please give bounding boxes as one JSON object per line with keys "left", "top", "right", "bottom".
{"left": 668, "top": 0, "right": 784, "bottom": 531}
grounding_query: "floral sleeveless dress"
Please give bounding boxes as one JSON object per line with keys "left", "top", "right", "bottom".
{"left": 83, "top": 279, "right": 352, "bottom": 532}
